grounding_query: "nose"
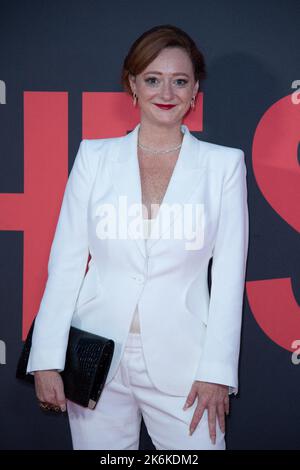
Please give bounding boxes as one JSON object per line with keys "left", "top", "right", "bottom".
{"left": 160, "top": 80, "right": 175, "bottom": 101}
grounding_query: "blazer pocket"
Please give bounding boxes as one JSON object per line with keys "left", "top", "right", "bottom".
{"left": 184, "top": 279, "right": 209, "bottom": 326}
{"left": 184, "top": 304, "right": 208, "bottom": 327}
{"left": 75, "top": 264, "right": 102, "bottom": 309}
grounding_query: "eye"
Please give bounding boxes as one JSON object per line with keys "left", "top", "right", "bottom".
{"left": 144, "top": 77, "right": 159, "bottom": 85}
{"left": 175, "top": 79, "right": 188, "bottom": 86}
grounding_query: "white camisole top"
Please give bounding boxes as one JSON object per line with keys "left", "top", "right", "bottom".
{"left": 129, "top": 218, "right": 155, "bottom": 334}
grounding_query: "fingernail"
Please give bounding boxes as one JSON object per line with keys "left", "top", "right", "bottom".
{"left": 189, "top": 427, "right": 194, "bottom": 435}
{"left": 211, "top": 436, "right": 216, "bottom": 444}
{"left": 183, "top": 402, "right": 189, "bottom": 410}
{"left": 60, "top": 405, "right": 66, "bottom": 412}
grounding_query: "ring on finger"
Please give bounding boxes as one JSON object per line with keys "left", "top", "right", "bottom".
{"left": 38, "top": 401, "right": 61, "bottom": 413}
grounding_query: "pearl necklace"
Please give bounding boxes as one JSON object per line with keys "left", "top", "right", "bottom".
{"left": 138, "top": 141, "right": 182, "bottom": 154}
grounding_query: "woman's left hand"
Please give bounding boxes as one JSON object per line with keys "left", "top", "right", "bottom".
{"left": 183, "top": 381, "right": 229, "bottom": 444}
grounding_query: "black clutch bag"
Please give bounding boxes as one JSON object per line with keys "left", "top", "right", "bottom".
{"left": 16, "top": 319, "right": 115, "bottom": 410}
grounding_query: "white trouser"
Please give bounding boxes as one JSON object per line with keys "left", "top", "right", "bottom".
{"left": 66, "top": 331, "right": 226, "bottom": 450}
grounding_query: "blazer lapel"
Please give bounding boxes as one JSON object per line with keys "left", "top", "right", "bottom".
{"left": 110, "top": 123, "right": 207, "bottom": 259}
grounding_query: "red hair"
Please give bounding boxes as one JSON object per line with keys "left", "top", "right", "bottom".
{"left": 121, "top": 24, "right": 207, "bottom": 97}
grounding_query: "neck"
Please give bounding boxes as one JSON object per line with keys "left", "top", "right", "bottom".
{"left": 138, "top": 120, "right": 184, "bottom": 150}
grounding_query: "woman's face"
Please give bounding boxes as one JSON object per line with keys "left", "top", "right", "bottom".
{"left": 129, "top": 47, "right": 199, "bottom": 127}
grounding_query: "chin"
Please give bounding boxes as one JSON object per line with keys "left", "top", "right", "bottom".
{"left": 143, "top": 110, "right": 181, "bottom": 126}
{"left": 152, "top": 114, "right": 176, "bottom": 122}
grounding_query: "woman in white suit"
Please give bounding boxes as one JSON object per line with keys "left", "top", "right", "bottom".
{"left": 27, "top": 24, "right": 249, "bottom": 450}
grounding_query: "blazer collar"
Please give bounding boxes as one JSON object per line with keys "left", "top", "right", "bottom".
{"left": 110, "top": 122, "right": 207, "bottom": 259}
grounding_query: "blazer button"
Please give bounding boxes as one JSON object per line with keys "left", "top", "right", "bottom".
{"left": 134, "top": 274, "right": 145, "bottom": 284}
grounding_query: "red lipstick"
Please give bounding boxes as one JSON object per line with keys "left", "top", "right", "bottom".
{"left": 154, "top": 104, "right": 176, "bottom": 110}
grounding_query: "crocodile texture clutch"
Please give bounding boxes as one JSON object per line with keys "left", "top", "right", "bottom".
{"left": 16, "top": 319, "right": 115, "bottom": 410}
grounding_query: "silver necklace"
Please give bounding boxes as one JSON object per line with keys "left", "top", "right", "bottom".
{"left": 138, "top": 141, "right": 182, "bottom": 155}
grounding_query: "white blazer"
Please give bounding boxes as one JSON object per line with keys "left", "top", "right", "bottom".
{"left": 27, "top": 123, "right": 249, "bottom": 397}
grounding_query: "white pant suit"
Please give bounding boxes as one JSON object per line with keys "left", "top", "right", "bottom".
{"left": 66, "top": 219, "right": 226, "bottom": 450}
{"left": 27, "top": 124, "right": 249, "bottom": 450}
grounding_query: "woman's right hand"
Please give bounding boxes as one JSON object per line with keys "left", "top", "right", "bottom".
{"left": 34, "top": 370, "right": 67, "bottom": 412}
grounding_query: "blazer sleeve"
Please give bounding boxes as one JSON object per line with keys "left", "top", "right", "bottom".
{"left": 26, "top": 139, "right": 93, "bottom": 374}
{"left": 193, "top": 150, "right": 249, "bottom": 395}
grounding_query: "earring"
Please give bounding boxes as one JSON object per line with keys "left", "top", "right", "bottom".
{"left": 133, "top": 92, "right": 137, "bottom": 107}
{"left": 190, "top": 96, "right": 196, "bottom": 109}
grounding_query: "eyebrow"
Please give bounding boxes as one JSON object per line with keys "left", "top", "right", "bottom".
{"left": 143, "top": 71, "right": 190, "bottom": 77}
